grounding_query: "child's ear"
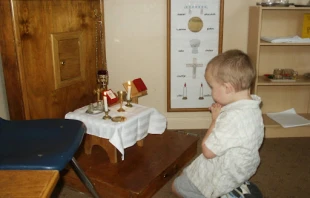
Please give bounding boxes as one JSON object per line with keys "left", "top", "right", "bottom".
{"left": 224, "top": 82, "right": 235, "bottom": 94}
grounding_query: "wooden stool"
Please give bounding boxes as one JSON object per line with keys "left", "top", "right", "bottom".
{"left": 84, "top": 134, "right": 144, "bottom": 163}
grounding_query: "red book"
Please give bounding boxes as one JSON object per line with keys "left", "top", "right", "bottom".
{"left": 133, "top": 78, "right": 147, "bottom": 92}
{"left": 102, "top": 89, "right": 118, "bottom": 105}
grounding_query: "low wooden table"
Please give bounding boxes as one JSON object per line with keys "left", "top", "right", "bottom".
{"left": 64, "top": 130, "right": 199, "bottom": 197}
{"left": 0, "top": 170, "right": 59, "bottom": 198}
{"left": 65, "top": 103, "right": 167, "bottom": 163}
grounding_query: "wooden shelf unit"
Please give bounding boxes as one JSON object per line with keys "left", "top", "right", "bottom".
{"left": 257, "top": 76, "right": 310, "bottom": 85}
{"left": 248, "top": 6, "right": 310, "bottom": 138}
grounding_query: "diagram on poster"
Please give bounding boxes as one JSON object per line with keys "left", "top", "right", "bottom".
{"left": 167, "top": 0, "right": 223, "bottom": 112}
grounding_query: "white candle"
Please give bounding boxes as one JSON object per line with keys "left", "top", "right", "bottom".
{"left": 127, "top": 81, "right": 131, "bottom": 101}
{"left": 183, "top": 83, "right": 187, "bottom": 97}
{"left": 103, "top": 92, "right": 108, "bottom": 111}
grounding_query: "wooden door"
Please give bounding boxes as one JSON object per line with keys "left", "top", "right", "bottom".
{"left": 0, "top": 0, "right": 105, "bottom": 120}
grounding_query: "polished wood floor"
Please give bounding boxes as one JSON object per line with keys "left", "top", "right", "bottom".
{"left": 55, "top": 132, "right": 310, "bottom": 198}
{"left": 62, "top": 130, "right": 199, "bottom": 198}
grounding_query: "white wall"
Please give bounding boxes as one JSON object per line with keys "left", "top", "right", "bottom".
{"left": 0, "top": 55, "right": 10, "bottom": 119}
{"left": 1, "top": 0, "right": 307, "bottom": 124}
{"left": 104, "top": 0, "right": 308, "bottom": 129}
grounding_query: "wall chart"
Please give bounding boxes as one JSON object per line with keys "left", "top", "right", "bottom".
{"left": 167, "top": 0, "right": 224, "bottom": 112}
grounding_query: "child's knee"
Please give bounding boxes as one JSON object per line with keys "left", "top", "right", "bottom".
{"left": 171, "top": 179, "right": 181, "bottom": 197}
{"left": 171, "top": 179, "right": 177, "bottom": 193}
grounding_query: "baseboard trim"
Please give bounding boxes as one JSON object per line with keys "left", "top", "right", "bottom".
{"left": 167, "top": 117, "right": 211, "bottom": 129}
{"left": 265, "top": 126, "right": 310, "bottom": 138}
{"left": 167, "top": 118, "right": 310, "bottom": 138}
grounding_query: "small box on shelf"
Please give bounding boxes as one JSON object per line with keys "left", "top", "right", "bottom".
{"left": 302, "top": 13, "right": 310, "bottom": 38}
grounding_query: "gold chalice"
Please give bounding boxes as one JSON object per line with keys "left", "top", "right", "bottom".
{"left": 117, "top": 91, "right": 127, "bottom": 112}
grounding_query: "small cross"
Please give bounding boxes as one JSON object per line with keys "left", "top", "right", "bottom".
{"left": 186, "top": 58, "right": 203, "bottom": 79}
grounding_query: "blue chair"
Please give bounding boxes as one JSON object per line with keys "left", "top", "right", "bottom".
{"left": 0, "top": 117, "right": 100, "bottom": 198}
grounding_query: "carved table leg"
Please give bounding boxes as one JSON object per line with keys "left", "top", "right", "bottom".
{"left": 137, "top": 139, "right": 144, "bottom": 147}
{"left": 84, "top": 134, "right": 93, "bottom": 155}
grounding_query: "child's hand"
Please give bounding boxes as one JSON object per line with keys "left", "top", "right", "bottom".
{"left": 210, "top": 103, "right": 222, "bottom": 121}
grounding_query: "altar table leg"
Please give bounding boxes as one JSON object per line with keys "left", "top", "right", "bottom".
{"left": 137, "top": 140, "right": 144, "bottom": 147}
{"left": 84, "top": 134, "right": 118, "bottom": 163}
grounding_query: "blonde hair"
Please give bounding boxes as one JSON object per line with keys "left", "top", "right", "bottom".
{"left": 205, "top": 49, "right": 255, "bottom": 92}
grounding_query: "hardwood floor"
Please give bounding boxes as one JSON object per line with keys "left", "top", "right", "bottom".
{"left": 54, "top": 130, "right": 199, "bottom": 198}
{"left": 53, "top": 130, "right": 310, "bottom": 198}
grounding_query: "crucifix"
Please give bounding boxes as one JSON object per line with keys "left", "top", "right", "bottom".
{"left": 186, "top": 58, "right": 203, "bottom": 79}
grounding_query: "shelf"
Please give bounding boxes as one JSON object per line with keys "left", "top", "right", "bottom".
{"left": 263, "top": 113, "right": 310, "bottom": 127}
{"left": 249, "top": 6, "right": 310, "bottom": 138}
{"left": 260, "top": 40, "right": 310, "bottom": 46}
{"left": 263, "top": 114, "right": 310, "bottom": 138}
{"left": 260, "top": 6, "right": 310, "bottom": 10}
{"left": 257, "top": 76, "right": 310, "bottom": 86}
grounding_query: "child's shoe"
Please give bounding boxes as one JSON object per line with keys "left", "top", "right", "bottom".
{"left": 221, "top": 181, "right": 263, "bottom": 198}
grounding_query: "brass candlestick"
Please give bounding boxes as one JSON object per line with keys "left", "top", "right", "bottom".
{"left": 102, "top": 110, "right": 111, "bottom": 120}
{"left": 125, "top": 99, "right": 133, "bottom": 107}
{"left": 93, "top": 87, "right": 103, "bottom": 104}
{"left": 117, "top": 91, "right": 126, "bottom": 112}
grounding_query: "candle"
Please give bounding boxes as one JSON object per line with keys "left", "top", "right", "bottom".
{"left": 183, "top": 83, "right": 187, "bottom": 97}
{"left": 127, "top": 81, "right": 131, "bottom": 101}
{"left": 103, "top": 92, "right": 108, "bottom": 111}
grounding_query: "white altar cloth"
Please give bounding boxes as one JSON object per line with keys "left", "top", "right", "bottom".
{"left": 65, "top": 103, "right": 167, "bottom": 160}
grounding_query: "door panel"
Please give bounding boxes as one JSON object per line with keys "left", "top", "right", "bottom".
{"left": 1, "top": 0, "right": 103, "bottom": 119}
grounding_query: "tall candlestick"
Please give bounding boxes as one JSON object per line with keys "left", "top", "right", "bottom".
{"left": 103, "top": 92, "right": 108, "bottom": 111}
{"left": 127, "top": 81, "right": 131, "bottom": 101}
{"left": 120, "top": 91, "right": 123, "bottom": 100}
{"left": 117, "top": 91, "right": 125, "bottom": 112}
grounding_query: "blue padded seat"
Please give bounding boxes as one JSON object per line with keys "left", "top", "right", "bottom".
{"left": 0, "top": 118, "right": 84, "bottom": 170}
{"left": 0, "top": 118, "right": 99, "bottom": 198}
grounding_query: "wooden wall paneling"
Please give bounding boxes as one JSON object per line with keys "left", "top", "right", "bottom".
{"left": 260, "top": 9, "right": 307, "bottom": 37}
{"left": 0, "top": 0, "right": 105, "bottom": 120}
{"left": 257, "top": 86, "right": 310, "bottom": 114}
{"left": 0, "top": 0, "right": 27, "bottom": 120}
{"left": 259, "top": 45, "right": 310, "bottom": 76}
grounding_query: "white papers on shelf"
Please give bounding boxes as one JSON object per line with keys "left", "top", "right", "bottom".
{"left": 267, "top": 108, "right": 310, "bottom": 128}
{"left": 269, "top": 79, "right": 296, "bottom": 82}
{"left": 261, "top": 36, "right": 310, "bottom": 43}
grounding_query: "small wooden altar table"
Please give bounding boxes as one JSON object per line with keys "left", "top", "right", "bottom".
{"left": 0, "top": 170, "right": 59, "bottom": 198}
{"left": 65, "top": 103, "right": 166, "bottom": 163}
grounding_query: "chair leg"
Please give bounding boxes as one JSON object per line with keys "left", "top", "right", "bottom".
{"left": 70, "top": 157, "right": 100, "bottom": 198}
